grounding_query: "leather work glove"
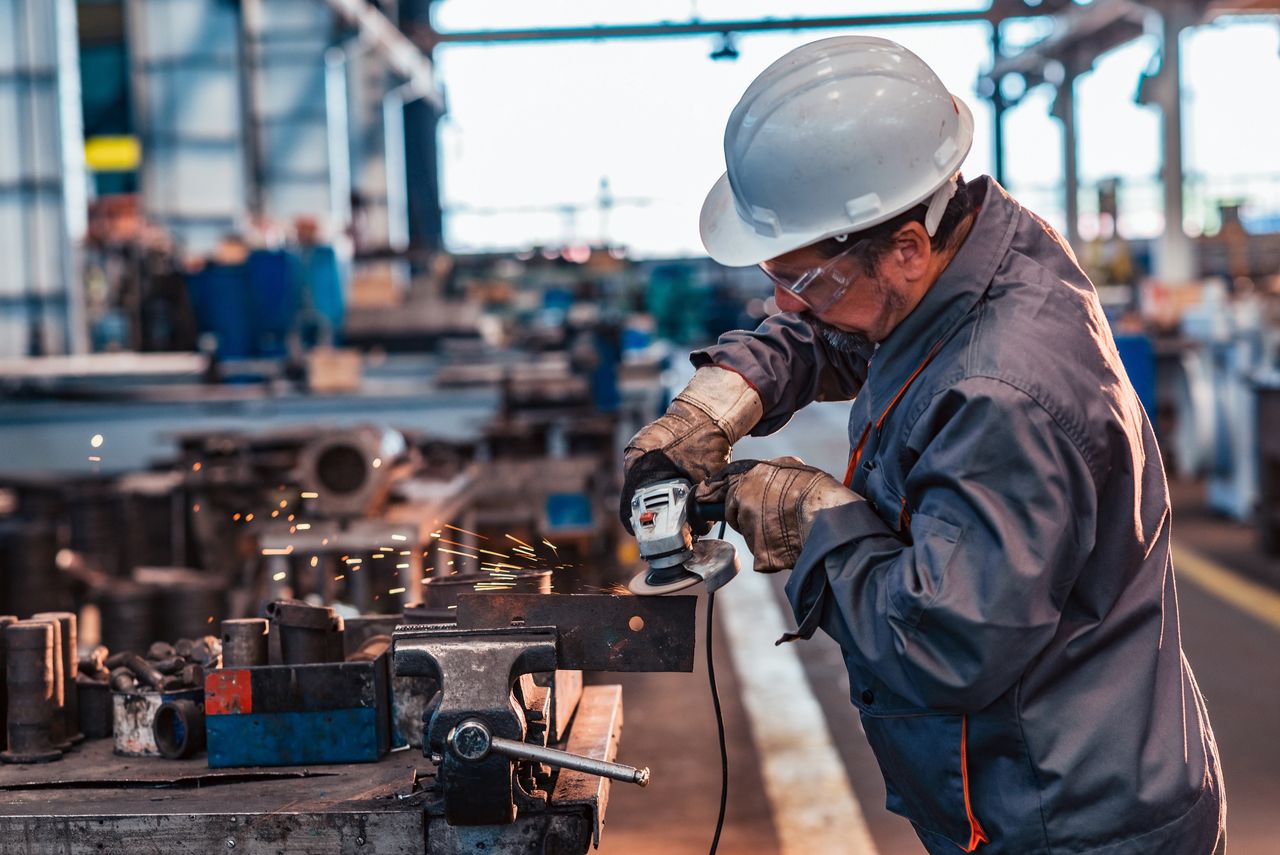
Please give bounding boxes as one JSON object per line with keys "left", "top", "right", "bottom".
{"left": 620, "top": 366, "right": 763, "bottom": 532}
{"left": 696, "top": 457, "right": 861, "bottom": 574}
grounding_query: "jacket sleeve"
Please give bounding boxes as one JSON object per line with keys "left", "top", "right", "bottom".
{"left": 784, "top": 376, "right": 1099, "bottom": 712}
{"left": 690, "top": 312, "right": 870, "bottom": 435}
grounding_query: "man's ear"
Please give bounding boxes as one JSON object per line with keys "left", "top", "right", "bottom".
{"left": 893, "top": 222, "right": 932, "bottom": 280}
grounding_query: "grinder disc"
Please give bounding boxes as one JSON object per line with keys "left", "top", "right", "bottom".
{"left": 627, "top": 564, "right": 701, "bottom": 596}
{"left": 627, "top": 539, "right": 740, "bottom": 596}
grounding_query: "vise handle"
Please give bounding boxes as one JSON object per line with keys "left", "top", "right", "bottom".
{"left": 447, "top": 718, "right": 649, "bottom": 787}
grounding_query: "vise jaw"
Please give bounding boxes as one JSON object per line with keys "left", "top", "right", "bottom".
{"left": 393, "top": 625, "right": 557, "bottom": 825}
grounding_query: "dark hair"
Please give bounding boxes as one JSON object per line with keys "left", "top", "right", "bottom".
{"left": 811, "top": 173, "right": 976, "bottom": 270}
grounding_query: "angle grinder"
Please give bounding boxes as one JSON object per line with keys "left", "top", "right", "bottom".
{"left": 627, "top": 478, "right": 740, "bottom": 596}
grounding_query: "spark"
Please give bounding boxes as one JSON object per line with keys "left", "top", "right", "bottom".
{"left": 272, "top": 571, "right": 287, "bottom": 581}
{"left": 447, "top": 605, "right": 457, "bottom": 610}
{"left": 437, "top": 547, "right": 479, "bottom": 560}
{"left": 296, "top": 523, "right": 310, "bottom": 530}
{"left": 445, "top": 524, "right": 487, "bottom": 540}
{"left": 321, "top": 537, "right": 329, "bottom": 545}
{"left": 388, "top": 587, "right": 405, "bottom": 595}
{"left": 396, "top": 563, "right": 409, "bottom": 569}
{"left": 207, "top": 616, "right": 214, "bottom": 624}
{"left": 192, "top": 504, "right": 201, "bottom": 513}
{"left": 436, "top": 537, "right": 475, "bottom": 550}
{"left": 478, "top": 548, "right": 510, "bottom": 559}
{"left": 88, "top": 455, "right": 101, "bottom": 462}
{"left": 262, "top": 547, "right": 293, "bottom": 556}
{"left": 246, "top": 513, "right": 255, "bottom": 522}
{"left": 310, "top": 556, "right": 319, "bottom": 567}
{"left": 287, "top": 514, "right": 295, "bottom": 522}
{"left": 334, "top": 574, "right": 345, "bottom": 581}
{"left": 279, "top": 500, "right": 288, "bottom": 509}
{"left": 372, "top": 457, "right": 382, "bottom": 469}
{"left": 271, "top": 510, "right": 279, "bottom": 518}
{"left": 372, "top": 553, "right": 385, "bottom": 559}
{"left": 541, "top": 539, "right": 559, "bottom": 554}
{"left": 391, "top": 534, "right": 407, "bottom": 542}
{"left": 346, "top": 557, "right": 363, "bottom": 565}
{"left": 289, "top": 526, "right": 296, "bottom": 534}
{"left": 400, "top": 550, "right": 411, "bottom": 556}
{"left": 192, "top": 462, "right": 202, "bottom": 472}
{"left": 301, "top": 491, "right": 319, "bottom": 499}
{"left": 430, "top": 531, "right": 442, "bottom": 538}
{"left": 90, "top": 434, "right": 103, "bottom": 448}
{"left": 482, "top": 562, "right": 523, "bottom": 571}
{"left": 504, "top": 533, "right": 534, "bottom": 550}
{"left": 233, "top": 513, "right": 241, "bottom": 521}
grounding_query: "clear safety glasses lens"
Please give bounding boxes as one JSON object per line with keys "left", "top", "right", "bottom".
{"left": 758, "top": 238, "right": 866, "bottom": 314}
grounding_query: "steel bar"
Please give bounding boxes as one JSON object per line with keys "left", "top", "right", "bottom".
{"left": 455, "top": 594, "right": 697, "bottom": 672}
{"left": 492, "top": 732, "right": 647, "bottom": 788}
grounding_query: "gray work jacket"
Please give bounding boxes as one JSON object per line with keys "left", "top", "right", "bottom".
{"left": 693, "top": 177, "right": 1224, "bottom": 854}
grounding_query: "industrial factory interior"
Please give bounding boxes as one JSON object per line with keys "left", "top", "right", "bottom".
{"left": 1, "top": 1, "right": 1278, "bottom": 853}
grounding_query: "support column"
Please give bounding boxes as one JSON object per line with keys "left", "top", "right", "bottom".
{"left": 1152, "top": 3, "right": 1195, "bottom": 282}
{"left": 1051, "top": 68, "right": 1081, "bottom": 250}
{"left": 0, "top": 0, "right": 88, "bottom": 356}
{"left": 241, "top": 0, "right": 351, "bottom": 232}
{"left": 990, "top": 24, "right": 1006, "bottom": 187}
{"left": 128, "top": 0, "right": 248, "bottom": 255}
{"left": 400, "top": 0, "right": 443, "bottom": 254}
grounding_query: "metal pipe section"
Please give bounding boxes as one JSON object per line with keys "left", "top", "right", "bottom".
{"left": 1, "top": 621, "right": 63, "bottom": 763}
{"left": 221, "top": 618, "right": 270, "bottom": 668}
{"left": 31, "top": 612, "right": 83, "bottom": 744}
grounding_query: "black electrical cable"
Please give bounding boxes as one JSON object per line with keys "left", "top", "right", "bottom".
{"left": 706, "top": 520, "right": 730, "bottom": 855}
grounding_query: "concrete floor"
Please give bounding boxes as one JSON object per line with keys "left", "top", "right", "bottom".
{"left": 599, "top": 403, "right": 1279, "bottom": 854}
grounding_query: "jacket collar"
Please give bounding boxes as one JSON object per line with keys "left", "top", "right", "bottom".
{"left": 864, "top": 176, "right": 1021, "bottom": 414}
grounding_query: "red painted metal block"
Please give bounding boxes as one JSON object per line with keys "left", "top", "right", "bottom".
{"left": 205, "top": 669, "right": 253, "bottom": 715}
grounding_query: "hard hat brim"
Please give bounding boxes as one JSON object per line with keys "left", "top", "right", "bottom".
{"left": 699, "top": 172, "right": 811, "bottom": 268}
{"left": 699, "top": 95, "right": 975, "bottom": 268}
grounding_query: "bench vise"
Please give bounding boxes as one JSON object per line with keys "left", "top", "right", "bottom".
{"left": 393, "top": 593, "right": 696, "bottom": 830}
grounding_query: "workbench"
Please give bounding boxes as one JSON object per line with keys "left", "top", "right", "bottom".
{"left": 0, "top": 685, "right": 623, "bottom": 855}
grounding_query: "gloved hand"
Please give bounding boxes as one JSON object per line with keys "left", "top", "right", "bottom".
{"left": 620, "top": 366, "right": 763, "bottom": 532}
{"left": 696, "top": 457, "right": 861, "bottom": 573}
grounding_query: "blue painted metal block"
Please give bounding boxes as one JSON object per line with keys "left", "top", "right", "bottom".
{"left": 204, "top": 652, "right": 391, "bottom": 768}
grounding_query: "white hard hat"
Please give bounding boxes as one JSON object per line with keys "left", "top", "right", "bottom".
{"left": 700, "top": 36, "right": 975, "bottom": 267}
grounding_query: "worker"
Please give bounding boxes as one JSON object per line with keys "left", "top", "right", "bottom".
{"left": 622, "top": 37, "right": 1224, "bottom": 854}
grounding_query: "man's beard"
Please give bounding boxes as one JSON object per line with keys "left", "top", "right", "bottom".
{"left": 803, "top": 314, "right": 873, "bottom": 354}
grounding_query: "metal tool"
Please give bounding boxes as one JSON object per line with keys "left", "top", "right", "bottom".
{"left": 394, "top": 594, "right": 696, "bottom": 827}
{"left": 447, "top": 719, "right": 650, "bottom": 787}
{"left": 627, "top": 478, "right": 740, "bottom": 595}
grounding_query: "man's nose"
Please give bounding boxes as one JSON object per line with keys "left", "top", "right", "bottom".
{"left": 774, "top": 285, "right": 808, "bottom": 314}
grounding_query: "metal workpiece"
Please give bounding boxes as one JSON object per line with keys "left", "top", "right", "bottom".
{"left": 1, "top": 620, "right": 63, "bottom": 764}
{"left": 266, "top": 600, "right": 345, "bottom": 664}
{"left": 32, "top": 612, "right": 83, "bottom": 746}
{"left": 220, "top": 618, "right": 270, "bottom": 667}
{"left": 29, "top": 616, "right": 71, "bottom": 749}
{"left": 447, "top": 719, "right": 650, "bottom": 787}
{"left": 455, "top": 593, "right": 699, "bottom": 672}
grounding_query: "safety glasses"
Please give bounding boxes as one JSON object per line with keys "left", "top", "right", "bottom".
{"left": 758, "top": 236, "right": 870, "bottom": 314}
